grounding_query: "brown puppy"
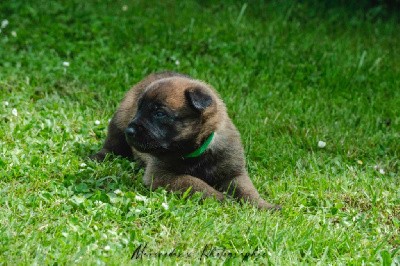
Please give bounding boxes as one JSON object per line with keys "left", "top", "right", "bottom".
{"left": 93, "top": 72, "right": 280, "bottom": 210}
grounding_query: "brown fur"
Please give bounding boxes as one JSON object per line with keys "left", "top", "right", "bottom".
{"left": 93, "top": 72, "right": 280, "bottom": 210}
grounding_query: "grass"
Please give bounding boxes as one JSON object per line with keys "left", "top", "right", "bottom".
{"left": 1, "top": 0, "right": 399, "bottom": 264}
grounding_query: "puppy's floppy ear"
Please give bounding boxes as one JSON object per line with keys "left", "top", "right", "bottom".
{"left": 185, "top": 86, "right": 213, "bottom": 112}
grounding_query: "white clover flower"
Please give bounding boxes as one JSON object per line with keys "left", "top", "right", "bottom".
{"left": 317, "top": 140, "right": 326, "bottom": 148}
{"left": 122, "top": 5, "right": 128, "bottom": 11}
{"left": 114, "top": 189, "right": 122, "bottom": 195}
{"left": 80, "top": 163, "right": 87, "bottom": 167}
{"left": 175, "top": 60, "right": 180, "bottom": 66}
{"left": 4, "top": 101, "right": 9, "bottom": 106}
{"left": 104, "top": 245, "right": 111, "bottom": 251}
{"left": 1, "top": 19, "right": 9, "bottom": 28}
{"left": 379, "top": 168, "right": 385, "bottom": 175}
{"left": 162, "top": 202, "right": 169, "bottom": 210}
{"left": 11, "top": 31, "right": 17, "bottom": 37}
{"left": 11, "top": 108, "right": 18, "bottom": 116}
{"left": 135, "top": 195, "right": 148, "bottom": 202}
{"left": 63, "top": 61, "right": 70, "bottom": 67}
{"left": 95, "top": 120, "right": 101, "bottom": 125}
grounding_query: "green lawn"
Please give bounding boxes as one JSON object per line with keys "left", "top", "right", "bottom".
{"left": 1, "top": 1, "right": 399, "bottom": 264}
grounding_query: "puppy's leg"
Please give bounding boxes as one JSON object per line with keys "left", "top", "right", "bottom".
{"left": 221, "top": 174, "right": 281, "bottom": 210}
{"left": 91, "top": 120, "right": 133, "bottom": 161}
{"left": 144, "top": 172, "right": 224, "bottom": 201}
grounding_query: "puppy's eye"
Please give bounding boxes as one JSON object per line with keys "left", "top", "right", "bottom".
{"left": 153, "top": 110, "right": 167, "bottom": 118}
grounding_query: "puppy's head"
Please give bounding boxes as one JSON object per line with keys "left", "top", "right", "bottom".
{"left": 125, "top": 77, "right": 223, "bottom": 157}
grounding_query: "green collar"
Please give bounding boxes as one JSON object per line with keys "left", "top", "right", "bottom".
{"left": 184, "top": 132, "right": 215, "bottom": 158}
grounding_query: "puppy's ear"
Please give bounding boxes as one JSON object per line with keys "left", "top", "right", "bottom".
{"left": 185, "top": 87, "right": 213, "bottom": 112}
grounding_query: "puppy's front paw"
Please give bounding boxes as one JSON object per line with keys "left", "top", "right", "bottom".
{"left": 89, "top": 149, "right": 109, "bottom": 161}
{"left": 258, "top": 200, "right": 282, "bottom": 211}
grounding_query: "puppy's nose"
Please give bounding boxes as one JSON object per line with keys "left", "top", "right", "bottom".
{"left": 125, "top": 127, "right": 136, "bottom": 137}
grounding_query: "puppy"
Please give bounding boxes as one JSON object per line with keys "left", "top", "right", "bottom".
{"left": 93, "top": 72, "right": 280, "bottom": 210}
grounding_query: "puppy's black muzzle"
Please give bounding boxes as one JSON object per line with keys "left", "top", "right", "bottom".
{"left": 125, "top": 120, "right": 144, "bottom": 140}
{"left": 125, "top": 126, "right": 137, "bottom": 138}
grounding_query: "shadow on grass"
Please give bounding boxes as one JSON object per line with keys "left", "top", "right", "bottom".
{"left": 64, "top": 142, "right": 149, "bottom": 204}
